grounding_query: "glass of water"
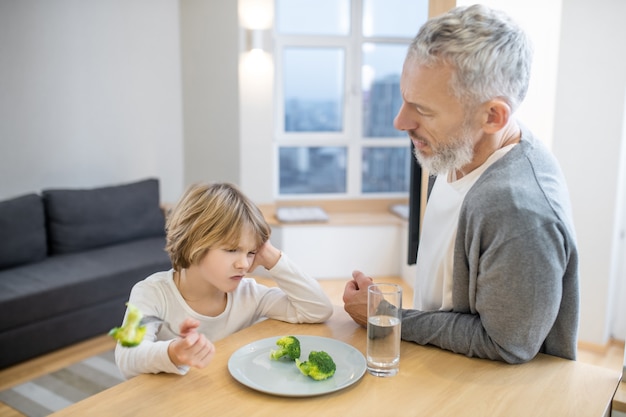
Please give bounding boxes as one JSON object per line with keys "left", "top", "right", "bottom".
{"left": 366, "top": 283, "right": 402, "bottom": 377}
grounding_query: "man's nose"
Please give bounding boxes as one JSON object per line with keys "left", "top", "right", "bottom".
{"left": 393, "top": 103, "right": 418, "bottom": 132}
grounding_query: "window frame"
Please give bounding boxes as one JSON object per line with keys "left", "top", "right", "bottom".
{"left": 273, "top": 0, "right": 414, "bottom": 200}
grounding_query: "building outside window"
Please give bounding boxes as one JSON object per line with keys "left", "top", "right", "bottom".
{"left": 274, "top": 0, "right": 429, "bottom": 197}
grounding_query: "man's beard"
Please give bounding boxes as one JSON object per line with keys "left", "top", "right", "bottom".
{"left": 412, "top": 126, "right": 474, "bottom": 176}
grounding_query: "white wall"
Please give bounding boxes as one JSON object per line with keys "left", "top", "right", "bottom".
{"left": 612, "top": 93, "right": 626, "bottom": 341}
{"left": 180, "top": 0, "right": 241, "bottom": 188}
{"left": 271, "top": 224, "right": 402, "bottom": 279}
{"left": 0, "top": 0, "right": 185, "bottom": 202}
{"left": 552, "top": 0, "right": 626, "bottom": 346}
{"left": 238, "top": 0, "right": 275, "bottom": 204}
{"left": 238, "top": 49, "right": 275, "bottom": 204}
{"left": 456, "top": 1, "right": 562, "bottom": 148}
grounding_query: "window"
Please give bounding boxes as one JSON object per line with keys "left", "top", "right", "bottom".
{"left": 274, "top": 0, "right": 429, "bottom": 197}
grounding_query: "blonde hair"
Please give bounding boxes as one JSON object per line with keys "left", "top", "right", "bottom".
{"left": 165, "top": 182, "right": 270, "bottom": 270}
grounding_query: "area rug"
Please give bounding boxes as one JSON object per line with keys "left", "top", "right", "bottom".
{"left": 0, "top": 350, "right": 123, "bottom": 417}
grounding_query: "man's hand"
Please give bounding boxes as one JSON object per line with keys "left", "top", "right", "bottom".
{"left": 343, "top": 270, "right": 374, "bottom": 327}
{"left": 167, "top": 318, "right": 215, "bottom": 369}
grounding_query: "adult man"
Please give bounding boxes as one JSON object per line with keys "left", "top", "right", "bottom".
{"left": 343, "top": 4, "right": 579, "bottom": 364}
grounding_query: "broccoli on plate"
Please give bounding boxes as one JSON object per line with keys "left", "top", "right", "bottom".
{"left": 296, "top": 350, "right": 336, "bottom": 381}
{"left": 269, "top": 335, "right": 301, "bottom": 361}
{"left": 108, "top": 303, "right": 146, "bottom": 347}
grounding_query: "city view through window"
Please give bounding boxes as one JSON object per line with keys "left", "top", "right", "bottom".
{"left": 275, "top": 0, "right": 428, "bottom": 196}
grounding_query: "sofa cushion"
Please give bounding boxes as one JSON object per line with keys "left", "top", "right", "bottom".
{"left": 0, "top": 236, "right": 172, "bottom": 333}
{"left": 0, "top": 193, "right": 47, "bottom": 269}
{"left": 43, "top": 178, "right": 165, "bottom": 254}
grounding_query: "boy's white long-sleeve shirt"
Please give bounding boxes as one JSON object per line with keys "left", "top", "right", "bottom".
{"left": 115, "top": 253, "right": 333, "bottom": 379}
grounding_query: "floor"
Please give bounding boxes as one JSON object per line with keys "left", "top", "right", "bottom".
{"left": 0, "top": 277, "right": 623, "bottom": 417}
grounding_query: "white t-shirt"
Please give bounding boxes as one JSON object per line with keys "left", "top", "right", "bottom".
{"left": 414, "top": 144, "right": 516, "bottom": 310}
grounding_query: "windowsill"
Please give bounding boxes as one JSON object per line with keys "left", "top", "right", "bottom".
{"left": 258, "top": 198, "right": 409, "bottom": 227}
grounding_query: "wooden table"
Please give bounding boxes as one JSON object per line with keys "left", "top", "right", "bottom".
{"left": 51, "top": 307, "right": 621, "bottom": 417}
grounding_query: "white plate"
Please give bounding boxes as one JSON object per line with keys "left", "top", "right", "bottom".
{"left": 228, "top": 335, "right": 366, "bottom": 397}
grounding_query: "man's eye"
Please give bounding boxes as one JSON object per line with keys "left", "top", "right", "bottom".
{"left": 415, "top": 106, "right": 431, "bottom": 116}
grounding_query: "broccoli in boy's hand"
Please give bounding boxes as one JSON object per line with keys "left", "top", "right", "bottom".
{"left": 109, "top": 303, "right": 146, "bottom": 347}
{"left": 296, "top": 350, "right": 336, "bottom": 381}
{"left": 269, "top": 335, "right": 301, "bottom": 361}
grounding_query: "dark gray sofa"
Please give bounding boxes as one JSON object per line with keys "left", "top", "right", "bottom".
{"left": 0, "top": 178, "right": 172, "bottom": 369}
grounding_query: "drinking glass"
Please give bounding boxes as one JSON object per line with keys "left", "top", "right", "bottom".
{"left": 366, "top": 283, "right": 402, "bottom": 377}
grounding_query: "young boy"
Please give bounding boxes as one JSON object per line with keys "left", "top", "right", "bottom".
{"left": 115, "top": 182, "right": 333, "bottom": 379}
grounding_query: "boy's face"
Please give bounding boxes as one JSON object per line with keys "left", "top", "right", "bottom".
{"left": 195, "top": 226, "right": 258, "bottom": 293}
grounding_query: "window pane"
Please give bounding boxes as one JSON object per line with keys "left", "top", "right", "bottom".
{"left": 362, "top": 147, "right": 410, "bottom": 193}
{"left": 283, "top": 47, "right": 345, "bottom": 132}
{"left": 362, "top": 0, "right": 429, "bottom": 38}
{"left": 279, "top": 147, "right": 347, "bottom": 194}
{"left": 276, "top": 0, "right": 350, "bottom": 35}
{"left": 362, "top": 43, "right": 406, "bottom": 138}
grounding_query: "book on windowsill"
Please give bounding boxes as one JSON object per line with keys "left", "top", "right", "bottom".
{"left": 389, "top": 204, "right": 409, "bottom": 220}
{"left": 275, "top": 206, "right": 329, "bottom": 223}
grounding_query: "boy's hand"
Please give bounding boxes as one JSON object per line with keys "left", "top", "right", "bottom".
{"left": 167, "top": 318, "right": 215, "bottom": 369}
{"left": 249, "top": 240, "right": 281, "bottom": 272}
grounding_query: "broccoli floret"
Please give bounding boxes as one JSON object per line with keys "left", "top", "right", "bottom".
{"left": 295, "top": 350, "right": 336, "bottom": 381}
{"left": 108, "top": 303, "right": 147, "bottom": 347}
{"left": 269, "top": 336, "right": 301, "bottom": 361}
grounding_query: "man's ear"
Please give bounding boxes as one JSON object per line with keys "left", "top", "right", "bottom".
{"left": 482, "top": 98, "right": 511, "bottom": 133}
